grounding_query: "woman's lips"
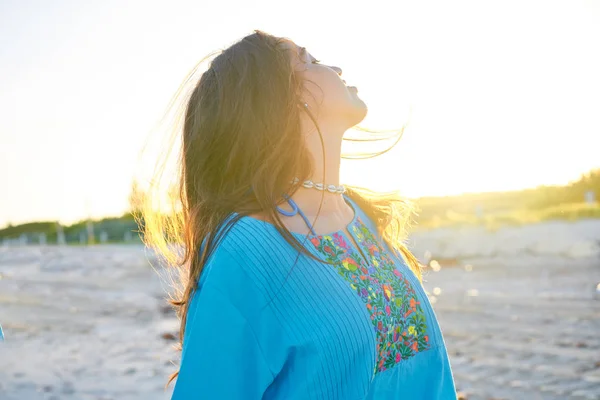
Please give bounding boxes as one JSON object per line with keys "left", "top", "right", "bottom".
{"left": 342, "top": 78, "right": 358, "bottom": 92}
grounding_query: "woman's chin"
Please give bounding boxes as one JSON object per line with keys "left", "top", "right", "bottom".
{"left": 328, "top": 99, "right": 368, "bottom": 128}
{"left": 350, "top": 100, "right": 368, "bottom": 125}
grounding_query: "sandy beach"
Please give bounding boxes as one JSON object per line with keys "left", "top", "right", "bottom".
{"left": 1, "top": 220, "right": 599, "bottom": 400}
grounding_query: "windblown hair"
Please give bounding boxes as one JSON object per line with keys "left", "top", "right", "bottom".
{"left": 137, "top": 30, "right": 422, "bottom": 386}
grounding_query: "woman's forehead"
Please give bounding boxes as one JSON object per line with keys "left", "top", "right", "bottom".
{"left": 280, "top": 39, "right": 303, "bottom": 56}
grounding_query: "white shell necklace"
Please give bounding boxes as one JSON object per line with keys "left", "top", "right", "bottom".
{"left": 290, "top": 177, "right": 346, "bottom": 194}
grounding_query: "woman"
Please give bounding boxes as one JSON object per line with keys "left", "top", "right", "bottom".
{"left": 144, "top": 30, "right": 456, "bottom": 399}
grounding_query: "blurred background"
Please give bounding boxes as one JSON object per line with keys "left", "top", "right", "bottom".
{"left": 0, "top": 0, "right": 599, "bottom": 399}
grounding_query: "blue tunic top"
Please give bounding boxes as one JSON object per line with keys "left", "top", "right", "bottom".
{"left": 171, "top": 194, "right": 456, "bottom": 399}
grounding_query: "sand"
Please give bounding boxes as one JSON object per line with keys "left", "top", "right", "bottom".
{"left": 1, "top": 220, "right": 599, "bottom": 400}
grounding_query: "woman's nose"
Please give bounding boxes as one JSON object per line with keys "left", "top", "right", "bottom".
{"left": 331, "top": 66, "right": 343, "bottom": 76}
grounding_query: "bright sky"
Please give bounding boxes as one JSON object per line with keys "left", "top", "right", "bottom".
{"left": 1, "top": 0, "right": 599, "bottom": 228}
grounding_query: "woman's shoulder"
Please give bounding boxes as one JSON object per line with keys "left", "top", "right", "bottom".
{"left": 195, "top": 238, "right": 268, "bottom": 316}
{"left": 207, "top": 213, "right": 290, "bottom": 262}
{"left": 196, "top": 214, "right": 296, "bottom": 306}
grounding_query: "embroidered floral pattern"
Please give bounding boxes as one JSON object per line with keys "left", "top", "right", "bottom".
{"left": 309, "top": 216, "right": 431, "bottom": 374}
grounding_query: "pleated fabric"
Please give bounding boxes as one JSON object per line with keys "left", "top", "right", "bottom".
{"left": 171, "top": 195, "right": 457, "bottom": 400}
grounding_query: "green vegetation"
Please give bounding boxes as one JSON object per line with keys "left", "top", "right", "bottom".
{"left": 0, "top": 180, "right": 147, "bottom": 244}
{"left": 0, "top": 212, "right": 142, "bottom": 245}
{"left": 2, "top": 170, "right": 599, "bottom": 241}
{"left": 414, "top": 169, "right": 600, "bottom": 230}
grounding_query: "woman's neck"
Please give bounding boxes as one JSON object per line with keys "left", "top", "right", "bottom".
{"left": 289, "top": 117, "right": 351, "bottom": 218}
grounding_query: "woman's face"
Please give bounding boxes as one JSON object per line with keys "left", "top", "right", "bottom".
{"left": 285, "top": 41, "right": 368, "bottom": 129}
